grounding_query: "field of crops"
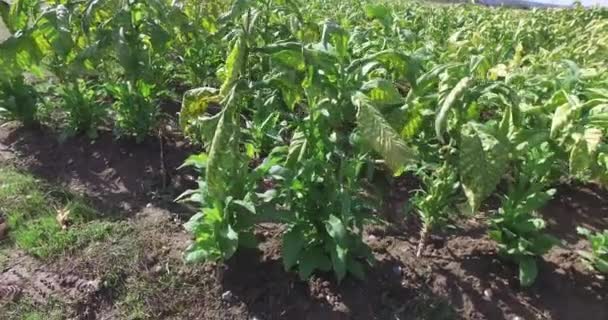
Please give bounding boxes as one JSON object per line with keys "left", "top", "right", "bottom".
{"left": 1, "top": 0, "right": 608, "bottom": 319}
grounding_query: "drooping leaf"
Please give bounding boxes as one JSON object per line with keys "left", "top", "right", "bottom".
{"left": 459, "top": 122, "right": 510, "bottom": 213}
{"left": 435, "top": 77, "right": 472, "bottom": 143}
{"left": 583, "top": 127, "right": 603, "bottom": 154}
{"left": 353, "top": 93, "right": 415, "bottom": 173}
{"left": 180, "top": 87, "right": 221, "bottom": 131}
{"left": 569, "top": 135, "right": 592, "bottom": 177}
{"left": 329, "top": 243, "right": 348, "bottom": 282}
{"left": 220, "top": 35, "right": 247, "bottom": 96}
{"left": 282, "top": 227, "right": 306, "bottom": 271}
{"left": 298, "top": 246, "right": 331, "bottom": 280}
{"left": 519, "top": 256, "right": 538, "bottom": 287}
{"left": 325, "top": 215, "right": 348, "bottom": 244}
{"left": 206, "top": 94, "right": 242, "bottom": 199}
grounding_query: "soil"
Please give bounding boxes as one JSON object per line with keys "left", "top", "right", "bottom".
{"left": 0, "top": 121, "right": 196, "bottom": 216}
{"left": 1, "top": 123, "right": 607, "bottom": 320}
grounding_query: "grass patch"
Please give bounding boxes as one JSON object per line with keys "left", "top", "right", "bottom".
{"left": 0, "top": 166, "right": 117, "bottom": 258}
{"left": 3, "top": 298, "right": 65, "bottom": 320}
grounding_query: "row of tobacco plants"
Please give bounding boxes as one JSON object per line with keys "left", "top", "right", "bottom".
{"left": 2, "top": 0, "right": 608, "bottom": 285}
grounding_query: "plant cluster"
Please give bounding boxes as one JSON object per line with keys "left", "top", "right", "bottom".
{"left": 0, "top": 0, "right": 226, "bottom": 140}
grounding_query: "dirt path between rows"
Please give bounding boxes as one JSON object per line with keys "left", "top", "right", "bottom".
{"left": 1, "top": 122, "right": 607, "bottom": 320}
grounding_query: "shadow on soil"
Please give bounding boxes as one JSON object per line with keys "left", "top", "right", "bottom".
{"left": 0, "top": 123, "right": 197, "bottom": 217}
{"left": 221, "top": 247, "right": 456, "bottom": 320}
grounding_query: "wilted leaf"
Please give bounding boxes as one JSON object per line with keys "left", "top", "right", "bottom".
{"left": 353, "top": 93, "right": 415, "bottom": 173}
{"left": 435, "top": 77, "right": 472, "bottom": 143}
{"left": 459, "top": 122, "right": 509, "bottom": 213}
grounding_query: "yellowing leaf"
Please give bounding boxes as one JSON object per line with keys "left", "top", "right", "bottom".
{"left": 459, "top": 122, "right": 509, "bottom": 213}
{"left": 180, "top": 87, "right": 221, "bottom": 131}
{"left": 353, "top": 93, "right": 416, "bottom": 173}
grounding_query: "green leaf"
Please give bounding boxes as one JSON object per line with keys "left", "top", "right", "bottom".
{"left": 185, "top": 247, "right": 211, "bottom": 263}
{"left": 435, "top": 77, "right": 472, "bottom": 143}
{"left": 218, "top": 224, "right": 239, "bottom": 259}
{"left": 346, "top": 257, "right": 366, "bottom": 280}
{"left": 360, "top": 79, "right": 403, "bottom": 108}
{"left": 220, "top": 35, "right": 247, "bottom": 96}
{"left": 519, "top": 257, "right": 538, "bottom": 287}
{"left": 5, "top": 0, "right": 38, "bottom": 33}
{"left": 272, "top": 49, "right": 305, "bottom": 71}
{"left": 298, "top": 246, "right": 331, "bottom": 280}
{"left": 206, "top": 93, "right": 243, "bottom": 200}
{"left": 282, "top": 227, "right": 306, "bottom": 271}
{"left": 329, "top": 243, "right": 348, "bottom": 282}
{"left": 183, "top": 212, "right": 204, "bottom": 232}
{"left": 325, "top": 215, "right": 348, "bottom": 244}
{"left": 178, "top": 153, "right": 209, "bottom": 170}
{"left": 219, "top": 0, "right": 249, "bottom": 23}
{"left": 364, "top": 4, "right": 391, "bottom": 21}
{"left": 353, "top": 93, "right": 415, "bottom": 173}
{"left": 596, "top": 258, "right": 608, "bottom": 273}
{"left": 459, "top": 122, "right": 509, "bottom": 213}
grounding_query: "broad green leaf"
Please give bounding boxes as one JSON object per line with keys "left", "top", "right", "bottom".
{"left": 6, "top": 0, "right": 38, "bottom": 33}
{"left": 364, "top": 4, "right": 391, "bottom": 21}
{"left": 325, "top": 215, "right": 348, "bottom": 244}
{"left": 329, "top": 243, "right": 348, "bottom": 282}
{"left": 183, "top": 212, "right": 204, "bottom": 232}
{"left": 282, "top": 227, "right": 306, "bottom": 271}
{"left": 353, "top": 93, "right": 415, "bottom": 173}
{"left": 286, "top": 130, "right": 307, "bottom": 168}
{"left": 272, "top": 49, "right": 305, "bottom": 71}
{"left": 435, "top": 77, "right": 472, "bottom": 143}
{"left": 298, "top": 246, "right": 331, "bottom": 280}
{"left": 360, "top": 79, "right": 403, "bottom": 108}
{"left": 218, "top": 224, "right": 239, "bottom": 259}
{"left": 459, "top": 122, "right": 510, "bottom": 213}
{"left": 219, "top": 0, "right": 249, "bottom": 23}
{"left": 519, "top": 257, "right": 538, "bottom": 287}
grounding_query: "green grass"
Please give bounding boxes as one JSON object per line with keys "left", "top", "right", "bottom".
{"left": 3, "top": 298, "right": 65, "bottom": 320}
{"left": 0, "top": 166, "right": 117, "bottom": 258}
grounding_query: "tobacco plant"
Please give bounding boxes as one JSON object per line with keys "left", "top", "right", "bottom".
{"left": 412, "top": 162, "right": 459, "bottom": 257}
{"left": 577, "top": 227, "right": 608, "bottom": 274}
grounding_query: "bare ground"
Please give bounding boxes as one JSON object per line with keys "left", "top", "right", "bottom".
{"left": 0, "top": 122, "right": 606, "bottom": 320}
